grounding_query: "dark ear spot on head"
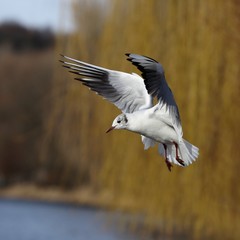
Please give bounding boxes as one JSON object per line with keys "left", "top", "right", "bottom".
{"left": 124, "top": 115, "right": 128, "bottom": 123}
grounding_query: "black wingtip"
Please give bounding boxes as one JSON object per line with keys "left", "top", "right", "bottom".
{"left": 75, "top": 78, "right": 87, "bottom": 85}
{"left": 60, "top": 54, "right": 65, "bottom": 58}
{"left": 69, "top": 70, "right": 80, "bottom": 75}
{"left": 62, "top": 65, "right": 71, "bottom": 69}
{"left": 125, "top": 53, "right": 133, "bottom": 62}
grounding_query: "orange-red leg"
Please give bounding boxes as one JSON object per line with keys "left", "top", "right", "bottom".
{"left": 163, "top": 144, "right": 172, "bottom": 171}
{"left": 173, "top": 142, "right": 185, "bottom": 166}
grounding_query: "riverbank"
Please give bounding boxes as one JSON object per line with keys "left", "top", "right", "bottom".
{"left": 0, "top": 184, "right": 189, "bottom": 240}
{"left": 0, "top": 184, "right": 114, "bottom": 209}
{"left": 0, "top": 185, "right": 163, "bottom": 239}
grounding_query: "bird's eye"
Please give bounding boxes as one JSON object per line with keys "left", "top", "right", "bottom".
{"left": 117, "top": 120, "right": 121, "bottom": 123}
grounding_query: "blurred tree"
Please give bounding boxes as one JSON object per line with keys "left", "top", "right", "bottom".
{"left": 0, "top": 22, "right": 55, "bottom": 52}
{"left": 0, "top": 49, "right": 54, "bottom": 183}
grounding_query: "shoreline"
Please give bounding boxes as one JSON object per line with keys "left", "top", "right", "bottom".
{"left": 0, "top": 183, "right": 114, "bottom": 210}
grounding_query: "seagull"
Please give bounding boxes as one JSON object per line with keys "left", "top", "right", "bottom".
{"left": 60, "top": 53, "right": 199, "bottom": 171}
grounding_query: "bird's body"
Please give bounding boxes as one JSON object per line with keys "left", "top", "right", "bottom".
{"left": 126, "top": 105, "right": 179, "bottom": 144}
{"left": 61, "top": 53, "right": 199, "bottom": 171}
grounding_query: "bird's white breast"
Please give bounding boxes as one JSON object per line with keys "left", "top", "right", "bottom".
{"left": 126, "top": 108, "right": 179, "bottom": 144}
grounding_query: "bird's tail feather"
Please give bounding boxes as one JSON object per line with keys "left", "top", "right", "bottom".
{"left": 178, "top": 139, "right": 199, "bottom": 166}
{"left": 158, "top": 139, "right": 199, "bottom": 167}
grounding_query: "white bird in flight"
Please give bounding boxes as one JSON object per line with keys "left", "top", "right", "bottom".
{"left": 60, "top": 53, "right": 199, "bottom": 171}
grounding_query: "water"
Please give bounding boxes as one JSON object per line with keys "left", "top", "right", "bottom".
{"left": 0, "top": 198, "right": 137, "bottom": 240}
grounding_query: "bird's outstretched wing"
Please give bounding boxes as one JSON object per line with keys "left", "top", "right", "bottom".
{"left": 60, "top": 55, "right": 152, "bottom": 113}
{"left": 126, "top": 53, "right": 181, "bottom": 125}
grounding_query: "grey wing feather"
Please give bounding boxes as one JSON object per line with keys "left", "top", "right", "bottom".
{"left": 126, "top": 53, "right": 181, "bottom": 124}
{"left": 60, "top": 55, "right": 152, "bottom": 113}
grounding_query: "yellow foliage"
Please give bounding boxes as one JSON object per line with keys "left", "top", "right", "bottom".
{"left": 43, "top": 0, "right": 240, "bottom": 238}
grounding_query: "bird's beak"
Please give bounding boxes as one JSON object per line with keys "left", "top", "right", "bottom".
{"left": 106, "top": 125, "right": 116, "bottom": 133}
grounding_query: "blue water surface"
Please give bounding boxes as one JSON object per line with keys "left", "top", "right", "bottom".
{"left": 0, "top": 198, "right": 137, "bottom": 240}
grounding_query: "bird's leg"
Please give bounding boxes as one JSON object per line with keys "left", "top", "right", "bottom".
{"left": 173, "top": 142, "right": 185, "bottom": 166}
{"left": 163, "top": 144, "right": 172, "bottom": 172}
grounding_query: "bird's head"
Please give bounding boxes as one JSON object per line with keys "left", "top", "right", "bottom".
{"left": 106, "top": 113, "right": 129, "bottom": 133}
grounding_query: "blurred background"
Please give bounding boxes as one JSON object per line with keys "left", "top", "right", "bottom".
{"left": 0, "top": 0, "right": 239, "bottom": 239}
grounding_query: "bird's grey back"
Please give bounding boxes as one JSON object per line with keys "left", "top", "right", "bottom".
{"left": 126, "top": 53, "right": 181, "bottom": 124}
